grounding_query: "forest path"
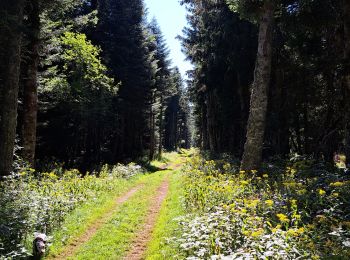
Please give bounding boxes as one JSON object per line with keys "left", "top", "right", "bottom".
{"left": 122, "top": 157, "right": 185, "bottom": 260}
{"left": 123, "top": 176, "right": 170, "bottom": 260}
{"left": 49, "top": 185, "right": 145, "bottom": 260}
{"left": 48, "top": 151, "right": 188, "bottom": 260}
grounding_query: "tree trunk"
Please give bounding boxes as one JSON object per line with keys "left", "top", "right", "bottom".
{"left": 240, "top": 0, "right": 274, "bottom": 171}
{"left": 201, "top": 101, "right": 209, "bottom": 150}
{"left": 343, "top": 0, "right": 350, "bottom": 161}
{"left": 149, "top": 97, "right": 155, "bottom": 160}
{"left": 158, "top": 95, "right": 164, "bottom": 157}
{"left": 0, "top": 0, "right": 25, "bottom": 176}
{"left": 22, "top": 0, "right": 40, "bottom": 167}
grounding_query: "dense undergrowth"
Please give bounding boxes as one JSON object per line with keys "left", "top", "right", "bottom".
{"left": 172, "top": 153, "right": 350, "bottom": 259}
{"left": 0, "top": 163, "right": 144, "bottom": 258}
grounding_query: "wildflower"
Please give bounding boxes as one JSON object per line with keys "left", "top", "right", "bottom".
{"left": 20, "top": 171, "right": 27, "bottom": 176}
{"left": 298, "top": 227, "right": 305, "bottom": 233}
{"left": 272, "top": 224, "right": 282, "bottom": 233}
{"left": 251, "top": 229, "right": 263, "bottom": 238}
{"left": 330, "top": 181, "right": 345, "bottom": 187}
{"left": 277, "top": 213, "right": 289, "bottom": 223}
{"left": 287, "top": 228, "right": 299, "bottom": 237}
{"left": 290, "top": 199, "right": 297, "bottom": 205}
{"left": 242, "top": 230, "right": 250, "bottom": 236}
{"left": 240, "top": 180, "right": 249, "bottom": 186}
{"left": 297, "top": 189, "right": 307, "bottom": 195}
{"left": 318, "top": 189, "right": 326, "bottom": 196}
{"left": 263, "top": 174, "right": 268, "bottom": 178}
{"left": 245, "top": 199, "right": 260, "bottom": 208}
{"left": 332, "top": 192, "right": 339, "bottom": 197}
{"left": 239, "top": 170, "right": 245, "bottom": 174}
{"left": 265, "top": 199, "right": 274, "bottom": 207}
{"left": 223, "top": 163, "right": 231, "bottom": 171}
{"left": 49, "top": 172, "right": 57, "bottom": 178}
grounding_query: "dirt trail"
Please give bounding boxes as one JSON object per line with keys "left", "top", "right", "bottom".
{"left": 123, "top": 177, "right": 170, "bottom": 260}
{"left": 50, "top": 185, "right": 143, "bottom": 260}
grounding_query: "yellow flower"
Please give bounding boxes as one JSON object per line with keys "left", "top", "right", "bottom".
{"left": 297, "top": 189, "right": 307, "bottom": 195}
{"left": 251, "top": 229, "right": 263, "bottom": 237}
{"left": 293, "top": 214, "right": 301, "bottom": 220}
{"left": 277, "top": 213, "right": 289, "bottom": 223}
{"left": 245, "top": 199, "right": 260, "bottom": 208}
{"left": 330, "top": 181, "right": 345, "bottom": 187}
{"left": 265, "top": 199, "right": 274, "bottom": 207}
{"left": 272, "top": 224, "right": 282, "bottom": 233}
{"left": 239, "top": 170, "right": 246, "bottom": 174}
{"left": 332, "top": 192, "right": 339, "bottom": 197}
{"left": 318, "top": 189, "right": 326, "bottom": 196}
{"left": 242, "top": 230, "right": 250, "bottom": 236}
{"left": 263, "top": 174, "right": 269, "bottom": 178}
{"left": 297, "top": 227, "right": 305, "bottom": 233}
{"left": 287, "top": 227, "right": 305, "bottom": 237}
{"left": 287, "top": 228, "right": 298, "bottom": 237}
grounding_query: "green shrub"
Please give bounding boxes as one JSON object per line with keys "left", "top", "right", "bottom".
{"left": 0, "top": 164, "right": 143, "bottom": 258}
{"left": 175, "top": 154, "right": 350, "bottom": 259}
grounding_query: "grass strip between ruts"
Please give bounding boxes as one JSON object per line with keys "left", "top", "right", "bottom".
{"left": 145, "top": 169, "right": 186, "bottom": 260}
{"left": 70, "top": 170, "right": 170, "bottom": 260}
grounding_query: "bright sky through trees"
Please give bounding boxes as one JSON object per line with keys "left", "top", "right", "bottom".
{"left": 144, "top": 0, "right": 193, "bottom": 79}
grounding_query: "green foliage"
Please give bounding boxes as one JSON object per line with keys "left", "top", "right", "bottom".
{"left": 226, "top": 0, "right": 265, "bottom": 21}
{"left": 173, "top": 154, "right": 350, "bottom": 258}
{"left": 41, "top": 31, "right": 117, "bottom": 98}
{"left": 37, "top": 29, "right": 118, "bottom": 168}
{"left": 0, "top": 164, "right": 144, "bottom": 258}
{"left": 61, "top": 32, "right": 116, "bottom": 94}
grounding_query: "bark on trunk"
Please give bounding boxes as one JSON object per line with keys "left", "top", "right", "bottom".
{"left": 0, "top": 0, "right": 25, "bottom": 176}
{"left": 22, "top": 0, "right": 40, "bottom": 167}
{"left": 149, "top": 97, "right": 155, "bottom": 160}
{"left": 343, "top": 0, "right": 350, "bottom": 160}
{"left": 158, "top": 95, "right": 164, "bottom": 157}
{"left": 240, "top": 0, "right": 275, "bottom": 171}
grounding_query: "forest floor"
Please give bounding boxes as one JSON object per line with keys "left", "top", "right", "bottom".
{"left": 46, "top": 152, "right": 189, "bottom": 260}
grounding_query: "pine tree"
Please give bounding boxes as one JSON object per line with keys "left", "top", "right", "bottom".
{"left": 231, "top": 0, "right": 276, "bottom": 171}
{"left": 21, "top": 0, "right": 40, "bottom": 167}
{"left": 148, "top": 18, "right": 172, "bottom": 157}
{"left": 180, "top": 0, "right": 257, "bottom": 155}
{"left": 98, "top": 0, "right": 156, "bottom": 160}
{"left": 0, "top": 0, "right": 25, "bottom": 176}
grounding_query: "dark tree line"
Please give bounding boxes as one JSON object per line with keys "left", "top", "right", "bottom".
{"left": 181, "top": 0, "right": 350, "bottom": 170}
{"left": 3, "top": 0, "right": 348, "bottom": 174}
{"left": 0, "top": 0, "right": 191, "bottom": 175}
